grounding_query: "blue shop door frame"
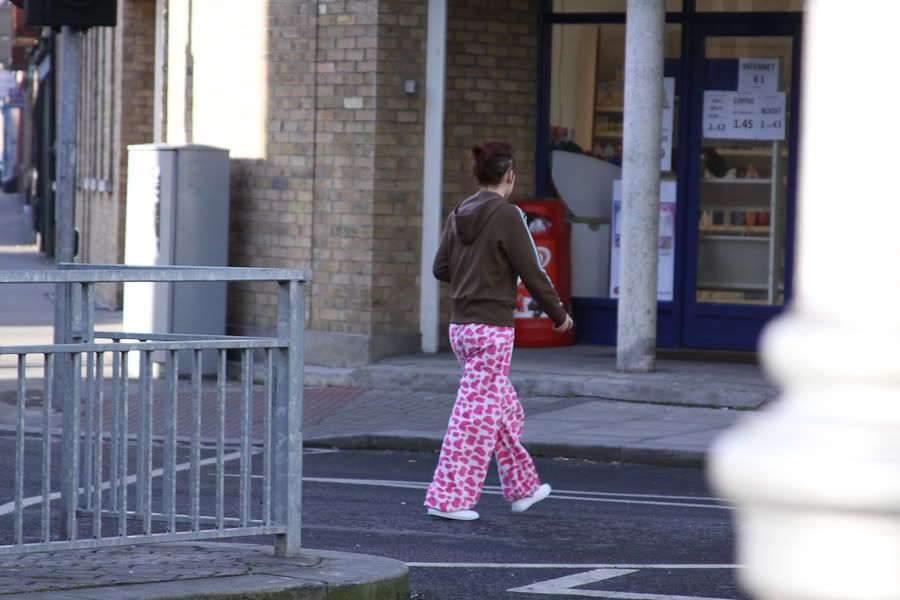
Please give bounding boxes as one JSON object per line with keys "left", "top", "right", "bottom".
{"left": 681, "top": 21, "right": 801, "bottom": 351}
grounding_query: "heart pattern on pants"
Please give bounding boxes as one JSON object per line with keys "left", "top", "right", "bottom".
{"left": 424, "top": 323, "right": 542, "bottom": 512}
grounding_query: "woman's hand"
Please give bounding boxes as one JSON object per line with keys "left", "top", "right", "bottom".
{"left": 553, "top": 315, "right": 574, "bottom": 333}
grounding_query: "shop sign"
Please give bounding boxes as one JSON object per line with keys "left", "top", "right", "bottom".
{"left": 738, "top": 58, "right": 779, "bottom": 94}
{"left": 755, "top": 93, "right": 786, "bottom": 140}
{"left": 609, "top": 180, "right": 677, "bottom": 301}
{"left": 702, "top": 91, "right": 785, "bottom": 141}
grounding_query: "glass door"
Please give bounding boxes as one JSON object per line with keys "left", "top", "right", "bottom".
{"left": 683, "top": 26, "right": 799, "bottom": 349}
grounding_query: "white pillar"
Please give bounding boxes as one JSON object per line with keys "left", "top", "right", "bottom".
{"left": 616, "top": 0, "right": 664, "bottom": 372}
{"left": 709, "top": 2, "right": 900, "bottom": 599}
{"left": 165, "top": 0, "right": 190, "bottom": 144}
{"left": 419, "top": 0, "right": 447, "bottom": 354}
{"left": 153, "top": 0, "right": 168, "bottom": 143}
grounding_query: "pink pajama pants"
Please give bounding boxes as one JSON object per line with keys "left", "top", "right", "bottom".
{"left": 424, "top": 323, "right": 542, "bottom": 512}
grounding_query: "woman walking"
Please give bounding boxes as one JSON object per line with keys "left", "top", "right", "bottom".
{"left": 424, "top": 141, "right": 574, "bottom": 521}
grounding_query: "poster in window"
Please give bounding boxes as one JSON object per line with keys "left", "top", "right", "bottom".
{"left": 609, "top": 180, "right": 677, "bottom": 301}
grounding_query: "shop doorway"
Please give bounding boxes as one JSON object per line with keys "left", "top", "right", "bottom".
{"left": 538, "top": 6, "right": 803, "bottom": 352}
{"left": 682, "top": 24, "right": 801, "bottom": 349}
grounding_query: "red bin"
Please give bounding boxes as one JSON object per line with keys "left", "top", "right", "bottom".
{"left": 512, "top": 199, "right": 575, "bottom": 348}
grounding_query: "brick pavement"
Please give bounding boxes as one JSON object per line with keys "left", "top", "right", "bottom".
{"left": 0, "top": 382, "right": 371, "bottom": 443}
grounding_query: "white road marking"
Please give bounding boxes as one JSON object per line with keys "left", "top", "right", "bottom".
{"left": 406, "top": 563, "right": 742, "bottom": 600}
{"left": 0, "top": 439, "right": 339, "bottom": 517}
{"left": 508, "top": 568, "right": 636, "bottom": 596}
{"left": 303, "top": 477, "right": 727, "bottom": 510}
{"left": 0, "top": 445, "right": 335, "bottom": 517}
{"left": 407, "top": 564, "right": 740, "bottom": 569}
{"left": 0, "top": 451, "right": 243, "bottom": 517}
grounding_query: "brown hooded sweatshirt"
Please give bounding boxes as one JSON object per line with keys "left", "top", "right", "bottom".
{"left": 432, "top": 190, "right": 568, "bottom": 328}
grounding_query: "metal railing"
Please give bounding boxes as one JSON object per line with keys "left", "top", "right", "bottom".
{"left": 0, "top": 265, "right": 308, "bottom": 557}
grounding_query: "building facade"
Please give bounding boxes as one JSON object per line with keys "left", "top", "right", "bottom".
{"left": 11, "top": 0, "right": 805, "bottom": 365}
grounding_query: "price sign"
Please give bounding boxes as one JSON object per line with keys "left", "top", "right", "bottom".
{"left": 726, "top": 93, "right": 757, "bottom": 140}
{"left": 738, "top": 58, "right": 778, "bottom": 94}
{"left": 756, "top": 92, "right": 786, "bottom": 140}
{"left": 702, "top": 91, "right": 786, "bottom": 141}
{"left": 702, "top": 91, "right": 731, "bottom": 139}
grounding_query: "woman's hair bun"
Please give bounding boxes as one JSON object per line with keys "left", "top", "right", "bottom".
{"left": 471, "top": 141, "right": 514, "bottom": 186}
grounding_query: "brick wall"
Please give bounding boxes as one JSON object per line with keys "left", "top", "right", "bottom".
{"left": 436, "top": 0, "right": 540, "bottom": 339}
{"left": 70, "top": 0, "right": 537, "bottom": 363}
{"left": 75, "top": 0, "right": 155, "bottom": 308}
{"left": 444, "top": 0, "right": 539, "bottom": 204}
{"left": 138, "top": 0, "right": 538, "bottom": 363}
{"left": 212, "top": 0, "right": 427, "bottom": 364}
{"left": 232, "top": 0, "right": 536, "bottom": 358}
{"left": 371, "top": 1, "right": 427, "bottom": 337}
{"left": 310, "top": 0, "right": 379, "bottom": 337}
{"left": 187, "top": 0, "right": 318, "bottom": 336}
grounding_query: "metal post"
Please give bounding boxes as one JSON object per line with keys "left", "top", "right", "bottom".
{"left": 55, "top": 28, "right": 82, "bottom": 535}
{"left": 53, "top": 25, "right": 81, "bottom": 331}
{"left": 709, "top": 2, "right": 900, "bottom": 598}
{"left": 616, "top": 0, "right": 664, "bottom": 373}
{"left": 273, "top": 280, "right": 304, "bottom": 557}
{"left": 419, "top": 0, "right": 447, "bottom": 354}
{"left": 60, "top": 282, "right": 83, "bottom": 536}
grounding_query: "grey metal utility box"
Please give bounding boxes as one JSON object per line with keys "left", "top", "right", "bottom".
{"left": 123, "top": 144, "right": 230, "bottom": 375}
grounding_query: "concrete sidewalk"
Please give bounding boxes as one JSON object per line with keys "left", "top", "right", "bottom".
{"left": 303, "top": 345, "right": 774, "bottom": 468}
{"left": 0, "top": 542, "right": 409, "bottom": 599}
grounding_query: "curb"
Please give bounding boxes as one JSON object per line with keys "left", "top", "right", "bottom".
{"left": 304, "top": 365, "right": 772, "bottom": 411}
{"left": 2, "top": 544, "right": 409, "bottom": 600}
{"left": 306, "top": 434, "right": 706, "bottom": 469}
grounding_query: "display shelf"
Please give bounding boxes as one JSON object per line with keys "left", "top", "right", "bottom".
{"left": 700, "top": 204, "right": 771, "bottom": 210}
{"left": 701, "top": 178, "right": 771, "bottom": 185}
{"left": 712, "top": 147, "right": 789, "bottom": 158}
{"left": 699, "top": 281, "right": 768, "bottom": 291}
{"left": 699, "top": 224, "right": 770, "bottom": 235}
{"left": 696, "top": 140, "right": 786, "bottom": 306}
{"left": 591, "top": 73, "right": 624, "bottom": 153}
{"left": 696, "top": 290, "right": 772, "bottom": 305}
{"left": 700, "top": 234, "right": 768, "bottom": 242}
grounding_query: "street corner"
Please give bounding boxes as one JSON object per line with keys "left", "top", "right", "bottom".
{"left": 0, "top": 542, "right": 409, "bottom": 600}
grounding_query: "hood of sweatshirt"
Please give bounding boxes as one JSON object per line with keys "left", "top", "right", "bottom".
{"left": 450, "top": 190, "right": 509, "bottom": 245}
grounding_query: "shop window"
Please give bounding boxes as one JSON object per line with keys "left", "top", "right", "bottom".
{"left": 548, "top": 24, "right": 680, "bottom": 166}
{"left": 696, "top": 0, "right": 803, "bottom": 11}
{"left": 696, "top": 36, "right": 793, "bottom": 306}
{"left": 546, "top": 23, "right": 681, "bottom": 299}
{"left": 552, "top": 0, "right": 682, "bottom": 13}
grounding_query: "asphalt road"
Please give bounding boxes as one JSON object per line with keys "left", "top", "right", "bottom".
{"left": 0, "top": 434, "right": 747, "bottom": 600}
{"left": 301, "top": 448, "right": 747, "bottom": 600}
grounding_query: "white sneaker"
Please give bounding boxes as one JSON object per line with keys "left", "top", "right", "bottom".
{"left": 511, "top": 483, "right": 552, "bottom": 513}
{"left": 427, "top": 507, "right": 480, "bottom": 521}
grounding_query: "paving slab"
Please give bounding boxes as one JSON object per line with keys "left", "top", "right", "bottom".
{"left": 307, "top": 344, "right": 777, "bottom": 410}
{"left": 303, "top": 389, "right": 749, "bottom": 468}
